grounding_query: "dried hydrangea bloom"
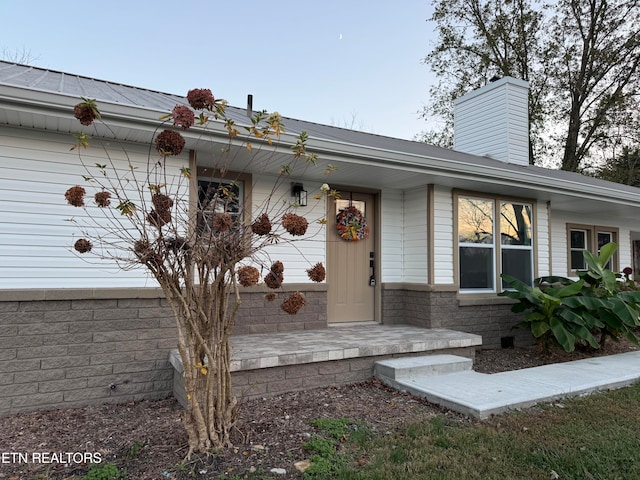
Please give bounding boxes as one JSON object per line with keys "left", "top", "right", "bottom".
{"left": 155, "top": 130, "right": 186, "bottom": 156}
{"left": 281, "top": 292, "right": 306, "bottom": 315}
{"left": 73, "top": 102, "right": 98, "bottom": 126}
{"left": 147, "top": 209, "right": 171, "bottom": 227}
{"left": 264, "top": 271, "right": 283, "bottom": 289}
{"left": 134, "top": 239, "right": 151, "bottom": 254}
{"left": 152, "top": 193, "right": 173, "bottom": 212}
{"left": 65, "top": 185, "right": 86, "bottom": 207}
{"left": 307, "top": 262, "right": 326, "bottom": 283}
{"left": 237, "top": 266, "right": 260, "bottom": 287}
{"left": 270, "top": 261, "right": 284, "bottom": 275}
{"left": 74, "top": 238, "right": 92, "bottom": 253}
{"left": 282, "top": 213, "right": 308, "bottom": 236}
{"left": 211, "top": 213, "right": 233, "bottom": 232}
{"left": 165, "top": 236, "right": 189, "bottom": 253}
{"left": 94, "top": 191, "right": 111, "bottom": 208}
{"left": 264, "top": 292, "right": 277, "bottom": 302}
{"left": 186, "top": 88, "right": 215, "bottom": 110}
{"left": 172, "top": 105, "right": 195, "bottom": 129}
{"left": 251, "top": 213, "right": 272, "bottom": 236}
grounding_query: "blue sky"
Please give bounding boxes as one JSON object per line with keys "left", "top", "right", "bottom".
{"left": 1, "top": 0, "right": 437, "bottom": 140}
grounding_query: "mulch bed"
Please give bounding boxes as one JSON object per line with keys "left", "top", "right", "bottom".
{"left": 1, "top": 340, "right": 638, "bottom": 480}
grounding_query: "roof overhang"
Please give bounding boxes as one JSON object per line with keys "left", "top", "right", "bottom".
{"left": 2, "top": 84, "right": 640, "bottom": 224}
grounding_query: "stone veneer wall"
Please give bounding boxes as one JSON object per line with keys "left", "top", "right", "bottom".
{"left": 232, "top": 286, "right": 327, "bottom": 335}
{"left": 0, "top": 285, "right": 326, "bottom": 415}
{"left": 382, "top": 284, "right": 531, "bottom": 349}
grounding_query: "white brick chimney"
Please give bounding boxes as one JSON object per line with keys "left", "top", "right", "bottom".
{"left": 453, "top": 76, "right": 529, "bottom": 166}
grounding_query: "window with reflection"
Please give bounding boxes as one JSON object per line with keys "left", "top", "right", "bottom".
{"left": 500, "top": 202, "right": 533, "bottom": 289}
{"left": 458, "top": 197, "right": 495, "bottom": 289}
{"left": 458, "top": 195, "right": 534, "bottom": 292}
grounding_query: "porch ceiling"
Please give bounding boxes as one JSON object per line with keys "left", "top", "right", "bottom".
{"left": 207, "top": 143, "right": 640, "bottom": 225}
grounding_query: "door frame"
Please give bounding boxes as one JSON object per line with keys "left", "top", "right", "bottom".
{"left": 326, "top": 185, "right": 382, "bottom": 324}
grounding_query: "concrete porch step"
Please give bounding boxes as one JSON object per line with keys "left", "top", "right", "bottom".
{"left": 374, "top": 354, "right": 472, "bottom": 381}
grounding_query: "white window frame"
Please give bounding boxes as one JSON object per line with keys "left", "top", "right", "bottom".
{"left": 499, "top": 201, "right": 534, "bottom": 291}
{"left": 567, "top": 224, "right": 618, "bottom": 275}
{"left": 458, "top": 196, "right": 496, "bottom": 292}
{"left": 456, "top": 193, "right": 535, "bottom": 293}
{"left": 569, "top": 228, "right": 589, "bottom": 270}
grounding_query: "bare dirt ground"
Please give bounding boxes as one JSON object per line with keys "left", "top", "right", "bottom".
{"left": 1, "top": 340, "right": 638, "bottom": 480}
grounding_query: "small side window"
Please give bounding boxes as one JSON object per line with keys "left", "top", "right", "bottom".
{"left": 197, "top": 179, "right": 243, "bottom": 233}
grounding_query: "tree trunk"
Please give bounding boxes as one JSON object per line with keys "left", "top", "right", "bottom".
{"left": 168, "top": 276, "right": 240, "bottom": 458}
{"left": 562, "top": 96, "right": 582, "bottom": 172}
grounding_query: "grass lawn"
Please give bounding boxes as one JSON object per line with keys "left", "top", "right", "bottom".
{"left": 305, "top": 383, "right": 640, "bottom": 480}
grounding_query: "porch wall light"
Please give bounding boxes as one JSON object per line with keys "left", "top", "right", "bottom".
{"left": 291, "top": 183, "right": 307, "bottom": 207}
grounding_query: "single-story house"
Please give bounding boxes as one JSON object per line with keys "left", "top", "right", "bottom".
{"left": 2, "top": 61, "right": 640, "bottom": 414}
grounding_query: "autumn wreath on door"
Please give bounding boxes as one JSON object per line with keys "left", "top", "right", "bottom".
{"left": 336, "top": 205, "right": 370, "bottom": 241}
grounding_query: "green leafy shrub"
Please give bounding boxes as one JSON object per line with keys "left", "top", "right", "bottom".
{"left": 500, "top": 243, "right": 640, "bottom": 352}
{"left": 79, "top": 463, "right": 122, "bottom": 480}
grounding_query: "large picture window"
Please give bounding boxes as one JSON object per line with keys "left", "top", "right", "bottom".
{"left": 567, "top": 224, "right": 618, "bottom": 274}
{"left": 457, "top": 195, "right": 534, "bottom": 292}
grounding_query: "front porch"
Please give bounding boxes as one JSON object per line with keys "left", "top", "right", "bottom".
{"left": 169, "top": 324, "right": 482, "bottom": 407}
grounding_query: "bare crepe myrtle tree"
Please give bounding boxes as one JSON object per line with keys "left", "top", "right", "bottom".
{"left": 65, "top": 92, "right": 337, "bottom": 456}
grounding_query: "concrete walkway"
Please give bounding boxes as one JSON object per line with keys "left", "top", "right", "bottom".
{"left": 375, "top": 351, "right": 640, "bottom": 419}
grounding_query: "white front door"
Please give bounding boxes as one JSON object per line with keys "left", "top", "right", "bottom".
{"left": 327, "top": 192, "right": 376, "bottom": 323}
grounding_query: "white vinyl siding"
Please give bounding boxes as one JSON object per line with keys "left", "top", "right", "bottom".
{"left": 250, "top": 174, "right": 326, "bottom": 283}
{"left": 453, "top": 77, "right": 529, "bottom": 166}
{"left": 535, "top": 202, "right": 550, "bottom": 277}
{"left": 433, "top": 186, "right": 455, "bottom": 284}
{"left": 0, "top": 129, "right": 328, "bottom": 289}
{"left": 380, "top": 189, "right": 403, "bottom": 282}
{"left": 403, "top": 187, "right": 428, "bottom": 283}
{"left": 0, "top": 127, "right": 189, "bottom": 289}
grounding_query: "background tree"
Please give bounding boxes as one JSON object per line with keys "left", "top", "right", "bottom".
{"left": 421, "top": 0, "right": 640, "bottom": 172}
{"left": 0, "top": 46, "right": 38, "bottom": 63}
{"left": 420, "top": 0, "right": 548, "bottom": 162}
{"left": 66, "top": 94, "right": 334, "bottom": 457}
{"left": 594, "top": 107, "right": 640, "bottom": 184}
{"left": 549, "top": 0, "right": 640, "bottom": 172}
{"left": 596, "top": 147, "right": 640, "bottom": 186}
